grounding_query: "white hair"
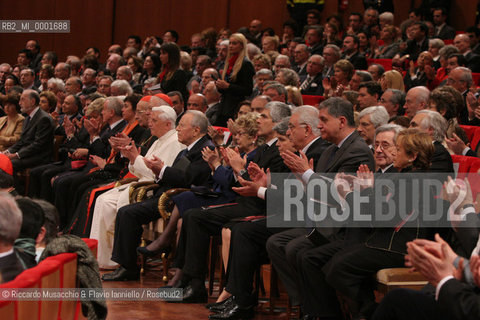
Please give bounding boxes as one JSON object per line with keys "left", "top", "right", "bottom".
{"left": 152, "top": 105, "right": 177, "bottom": 128}
{"left": 0, "top": 192, "right": 22, "bottom": 245}
{"left": 359, "top": 106, "right": 389, "bottom": 128}
{"left": 47, "top": 78, "right": 65, "bottom": 91}
{"left": 111, "top": 79, "right": 133, "bottom": 96}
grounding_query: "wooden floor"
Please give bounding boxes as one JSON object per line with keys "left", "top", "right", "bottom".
{"left": 102, "top": 264, "right": 291, "bottom": 320}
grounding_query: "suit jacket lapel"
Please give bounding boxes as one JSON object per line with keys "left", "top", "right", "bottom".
{"left": 324, "top": 131, "right": 359, "bottom": 172}
{"left": 22, "top": 109, "right": 41, "bottom": 134}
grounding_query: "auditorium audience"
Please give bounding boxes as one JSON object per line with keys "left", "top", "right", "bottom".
{"left": 2, "top": 9, "right": 480, "bottom": 320}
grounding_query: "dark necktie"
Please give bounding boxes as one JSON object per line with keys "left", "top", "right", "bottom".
{"left": 327, "top": 146, "right": 339, "bottom": 164}
{"left": 300, "top": 76, "right": 314, "bottom": 91}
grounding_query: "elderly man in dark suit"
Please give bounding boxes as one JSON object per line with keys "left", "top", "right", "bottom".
{"left": 0, "top": 192, "right": 24, "bottom": 283}
{"left": 299, "top": 55, "right": 324, "bottom": 96}
{"left": 5, "top": 89, "right": 54, "bottom": 171}
{"left": 102, "top": 110, "right": 214, "bottom": 281}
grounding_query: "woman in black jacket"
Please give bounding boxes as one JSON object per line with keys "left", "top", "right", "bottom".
{"left": 157, "top": 42, "right": 189, "bottom": 103}
{"left": 215, "top": 33, "right": 255, "bottom": 126}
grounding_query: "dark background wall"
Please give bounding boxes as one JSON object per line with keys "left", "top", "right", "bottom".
{"left": 0, "top": 0, "right": 475, "bottom": 65}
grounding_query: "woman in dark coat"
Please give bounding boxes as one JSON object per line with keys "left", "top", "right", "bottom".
{"left": 215, "top": 33, "right": 255, "bottom": 126}
{"left": 157, "top": 42, "right": 189, "bottom": 103}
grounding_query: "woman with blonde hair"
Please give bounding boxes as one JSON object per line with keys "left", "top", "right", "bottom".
{"left": 285, "top": 85, "right": 303, "bottom": 106}
{"left": 323, "top": 59, "right": 354, "bottom": 97}
{"left": 215, "top": 33, "right": 255, "bottom": 126}
{"left": 380, "top": 70, "right": 405, "bottom": 92}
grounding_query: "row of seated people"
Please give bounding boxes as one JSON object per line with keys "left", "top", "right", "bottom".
{"left": 1, "top": 67, "right": 480, "bottom": 318}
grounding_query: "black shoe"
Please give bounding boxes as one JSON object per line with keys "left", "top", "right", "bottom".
{"left": 206, "top": 296, "right": 235, "bottom": 313}
{"left": 136, "top": 245, "right": 171, "bottom": 258}
{"left": 208, "top": 302, "right": 254, "bottom": 319}
{"left": 171, "top": 285, "right": 207, "bottom": 303}
{"left": 101, "top": 266, "right": 139, "bottom": 281}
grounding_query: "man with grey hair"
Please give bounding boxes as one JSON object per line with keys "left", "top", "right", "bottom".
{"left": 110, "top": 79, "right": 133, "bottom": 97}
{"left": 203, "top": 82, "right": 221, "bottom": 125}
{"left": 403, "top": 86, "right": 430, "bottom": 118}
{"left": 357, "top": 106, "right": 390, "bottom": 148}
{"left": 81, "top": 68, "right": 97, "bottom": 92}
{"left": 0, "top": 192, "right": 24, "bottom": 283}
{"left": 373, "top": 124, "right": 402, "bottom": 173}
{"left": 379, "top": 11, "right": 394, "bottom": 29}
{"left": 251, "top": 68, "right": 274, "bottom": 98}
{"left": 173, "top": 102, "right": 291, "bottom": 304}
{"left": 54, "top": 62, "right": 70, "bottom": 81}
{"left": 19, "top": 68, "right": 37, "bottom": 91}
{"left": 293, "top": 44, "right": 310, "bottom": 76}
{"left": 116, "top": 65, "right": 133, "bottom": 84}
{"left": 246, "top": 42, "right": 260, "bottom": 62}
{"left": 349, "top": 70, "right": 373, "bottom": 91}
{"left": 287, "top": 106, "right": 331, "bottom": 164}
{"left": 300, "top": 54, "right": 324, "bottom": 96}
{"left": 217, "top": 40, "right": 230, "bottom": 70}
{"left": 410, "top": 109, "right": 454, "bottom": 173}
{"left": 64, "top": 76, "right": 82, "bottom": 95}
{"left": 274, "top": 54, "right": 291, "bottom": 73}
{"left": 5, "top": 89, "right": 54, "bottom": 171}
{"left": 82, "top": 96, "right": 127, "bottom": 158}
{"left": 322, "top": 44, "right": 341, "bottom": 78}
{"left": 380, "top": 89, "right": 405, "bottom": 117}
{"left": 264, "top": 82, "right": 288, "bottom": 103}
{"left": 446, "top": 67, "right": 478, "bottom": 125}
{"left": 106, "top": 53, "right": 124, "bottom": 78}
{"left": 47, "top": 77, "right": 65, "bottom": 94}
{"left": 103, "top": 110, "right": 215, "bottom": 281}
{"left": 92, "top": 105, "right": 184, "bottom": 269}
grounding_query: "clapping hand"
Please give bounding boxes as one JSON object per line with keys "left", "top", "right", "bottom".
{"left": 89, "top": 155, "right": 106, "bottom": 169}
{"left": 247, "top": 162, "right": 269, "bottom": 187}
{"left": 405, "top": 234, "right": 460, "bottom": 286}
{"left": 281, "top": 150, "right": 313, "bottom": 175}
{"left": 143, "top": 155, "right": 164, "bottom": 177}
{"left": 120, "top": 141, "right": 141, "bottom": 163}
{"left": 202, "top": 146, "right": 221, "bottom": 171}
{"left": 225, "top": 147, "right": 247, "bottom": 174}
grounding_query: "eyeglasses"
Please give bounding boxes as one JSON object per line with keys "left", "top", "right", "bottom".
{"left": 374, "top": 142, "right": 395, "bottom": 151}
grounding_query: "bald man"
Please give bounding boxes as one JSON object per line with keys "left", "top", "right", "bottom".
{"left": 454, "top": 33, "right": 480, "bottom": 72}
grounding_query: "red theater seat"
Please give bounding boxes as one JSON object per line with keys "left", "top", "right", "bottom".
{"left": 81, "top": 238, "right": 98, "bottom": 258}
{"left": 472, "top": 73, "right": 480, "bottom": 86}
{"left": 451, "top": 155, "right": 473, "bottom": 180}
{"left": 302, "top": 95, "right": 325, "bottom": 106}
